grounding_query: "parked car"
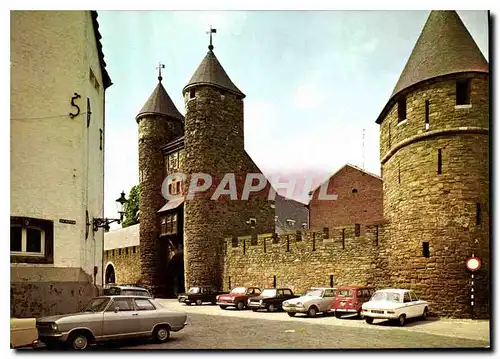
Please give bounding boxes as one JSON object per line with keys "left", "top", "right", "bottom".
{"left": 282, "top": 287, "right": 336, "bottom": 318}
{"left": 103, "top": 285, "right": 152, "bottom": 298}
{"left": 36, "top": 295, "right": 187, "bottom": 350}
{"left": 10, "top": 318, "right": 39, "bottom": 349}
{"left": 247, "top": 288, "right": 298, "bottom": 312}
{"left": 178, "top": 286, "right": 227, "bottom": 305}
{"left": 332, "top": 286, "right": 375, "bottom": 318}
{"left": 361, "top": 289, "right": 429, "bottom": 326}
{"left": 216, "top": 286, "right": 262, "bottom": 310}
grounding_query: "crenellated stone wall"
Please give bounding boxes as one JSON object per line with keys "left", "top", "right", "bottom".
{"left": 223, "top": 224, "right": 391, "bottom": 296}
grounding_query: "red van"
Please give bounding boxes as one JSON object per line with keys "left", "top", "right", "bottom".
{"left": 332, "top": 286, "right": 375, "bottom": 318}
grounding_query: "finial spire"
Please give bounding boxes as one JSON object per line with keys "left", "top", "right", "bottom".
{"left": 156, "top": 62, "right": 165, "bottom": 82}
{"left": 207, "top": 25, "right": 217, "bottom": 51}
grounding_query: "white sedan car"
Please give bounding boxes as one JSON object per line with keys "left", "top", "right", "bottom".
{"left": 361, "top": 289, "right": 429, "bottom": 326}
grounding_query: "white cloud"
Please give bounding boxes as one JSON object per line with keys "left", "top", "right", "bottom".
{"left": 293, "top": 82, "right": 325, "bottom": 109}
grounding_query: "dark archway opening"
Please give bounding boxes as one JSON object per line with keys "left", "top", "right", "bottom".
{"left": 165, "top": 253, "right": 185, "bottom": 297}
{"left": 105, "top": 264, "right": 115, "bottom": 284}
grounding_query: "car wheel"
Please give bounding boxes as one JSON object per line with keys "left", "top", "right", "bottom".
{"left": 211, "top": 301, "right": 216, "bottom": 305}
{"left": 422, "top": 307, "right": 429, "bottom": 319}
{"left": 268, "top": 304, "right": 276, "bottom": 312}
{"left": 219, "top": 305, "right": 228, "bottom": 310}
{"left": 307, "top": 306, "right": 318, "bottom": 318}
{"left": 365, "top": 317, "right": 374, "bottom": 324}
{"left": 68, "top": 331, "right": 91, "bottom": 350}
{"left": 398, "top": 314, "right": 406, "bottom": 327}
{"left": 287, "top": 312, "right": 296, "bottom": 317}
{"left": 196, "top": 299, "right": 203, "bottom": 306}
{"left": 153, "top": 325, "right": 170, "bottom": 343}
{"left": 334, "top": 311, "right": 342, "bottom": 319}
{"left": 236, "top": 301, "right": 245, "bottom": 310}
{"left": 252, "top": 308, "right": 258, "bottom": 312}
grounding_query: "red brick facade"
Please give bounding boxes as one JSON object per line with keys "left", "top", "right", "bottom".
{"left": 309, "top": 164, "right": 384, "bottom": 235}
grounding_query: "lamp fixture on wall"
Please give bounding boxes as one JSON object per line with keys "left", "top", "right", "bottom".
{"left": 89, "top": 191, "right": 129, "bottom": 232}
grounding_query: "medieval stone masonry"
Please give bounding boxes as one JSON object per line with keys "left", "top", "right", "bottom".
{"left": 108, "top": 10, "right": 489, "bottom": 319}
{"left": 224, "top": 11, "right": 489, "bottom": 318}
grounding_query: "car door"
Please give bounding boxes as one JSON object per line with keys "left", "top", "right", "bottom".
{"left": 133, "top": 298, "right": 158, "bottom": 334}
{"left": 102, "top": 298, "right": 140, "bottom": 339}
{"left": 402, "top": 292, "right": 415, "bottom": 318}
{"left": 322, "top": 289, "right": 335, "bottom": 312}
{"left": 409, "top": 291, "right": 424, "bottom": 317}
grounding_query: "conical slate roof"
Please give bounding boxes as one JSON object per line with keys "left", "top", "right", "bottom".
{"left": 183, "top": 49, "right": 245, "bottom": 98}
{"left": 376, "top": 10, "right": 489, "bottom": 124}
{"left": 136, "top": 81, "right": 184, "bottom": 122}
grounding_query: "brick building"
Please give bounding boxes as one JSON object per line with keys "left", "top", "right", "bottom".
{"left": 308, "top": 164, "right": 384, "bottom": 235}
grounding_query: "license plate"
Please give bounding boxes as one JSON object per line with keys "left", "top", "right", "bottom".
{"left": 371, "top": 310, "right": 384, "bottom": 314}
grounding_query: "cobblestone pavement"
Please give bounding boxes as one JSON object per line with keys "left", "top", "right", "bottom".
{"left": 109, "top": 300, "right": 489, "bottom": 350}
{"left": 157, "top": 300, "right": 490, "bottom": 342}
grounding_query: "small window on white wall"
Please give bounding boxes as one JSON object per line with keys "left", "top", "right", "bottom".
{"left": 11, "top": 226, "right": 45, "bottom": 256}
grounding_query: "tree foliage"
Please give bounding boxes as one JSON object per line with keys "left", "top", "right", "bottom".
{"left": 122, "top": 184, "right": 140, "bottom": 228}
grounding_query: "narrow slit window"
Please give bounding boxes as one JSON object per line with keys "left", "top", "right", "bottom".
{"left": 228, "top": 276, "right": 231, "bottom": 289}
{"left": 398, "top": 162, "right": 401, "bottom": 184}
{"left": 263, "top": 237, "right": 267, "bottom": 253}
{"left": 355, "top": 224, "right": 360, "bottom": 237}
{"left": 243, "top": 238, "right": 246, "bottom": 254}
{"left": 422, "top": 242, "right": 430, "bottom": 258}
{"left": 456, "top": 79, "right": 470, "bottom": 105}
{"left": 342, "top": 228, "right": 345, "bottom": 249}
{"left": 99, "top": 129, "right": 103, "bottom": 151}
{"left": 476, "top": 203, "right": 481, "bottom": 225}
{"left": 189, "top": 88, "right": 196, "bottom": 99}
{"left": 329, "top": 275, "right": 334, "bottom": 288}
{"left": 437, "top": 149, "right": 442, "bottom": 175}
{"left": 286, "top": 236, "right": 290, "bottom": 252}
{"left": 425, "top": 100, "right": 430, "bottom": 130}
{"left": 312, "top": 232, "right": 316, "bottom": 251}
{"left": 273, "top": 275, "right": 277, "bottom": 288}
{"left": 398, "top": 98, "right": 407, "bottom": 122}
{"left": 375, "top": 225, "right": 379, "bottom": 246}
{"left": 87, "top": 98, "right": 91, "bottom": 128}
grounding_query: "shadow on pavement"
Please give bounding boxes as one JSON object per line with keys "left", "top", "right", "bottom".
{"left": 368, "top": 317, "right": 441, "bottom": 328}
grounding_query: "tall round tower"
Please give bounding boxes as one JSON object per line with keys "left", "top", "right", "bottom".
{"left": 182, "top": 43, "right": 247, "bottom": 290}
{"left": 136, "top": 73, "right": 184, "bottom": 296}
{"left": 377, "top": 11, "right": 489, "bottom": 318}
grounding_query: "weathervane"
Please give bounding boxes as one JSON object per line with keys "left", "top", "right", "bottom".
{"left": 157, "top": 62, "right": 165, "bottom": 82}
{"left": 206, "top": 25, "right": 217, "bottom": 51}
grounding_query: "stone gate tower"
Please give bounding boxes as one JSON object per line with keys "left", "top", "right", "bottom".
{"left": 376, "top": 11, "right": 489, "bottom": 318}
{"left": 136, "top": 73, "right": 184, "bottom": 295}
{"left": 181, "top": 43, "right": 248, "bottom": 290}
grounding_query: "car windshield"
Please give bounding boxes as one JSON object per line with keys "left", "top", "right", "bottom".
{"left": 337, "top": 289, "right": 353, "bottom": 297}
{"left": 230, "top": 287, "right": 246, "bottom": 294}
{"left": 261, "top": 289, "right": 276, "bottom": 297}
{"left": 371, "top": 292, "right": 401, "bottom": 302}
{"left": 305, "top": 289, "right": 323, "bottom": 297}
{"left": 82, "top": 297, "right": 110, "bottom": 312}
{"left": 188, "top": 287, "right": 200, "bottom": 294}
{"left": 103, "top": 287, "right": 121, "bottom": 296}
{"left": 122, "top": 289, "right": 149, "bottom": 297}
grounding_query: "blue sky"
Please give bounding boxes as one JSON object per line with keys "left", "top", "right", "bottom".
{"left": 99, "top": 10, "right": 489, "bottom": 218}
